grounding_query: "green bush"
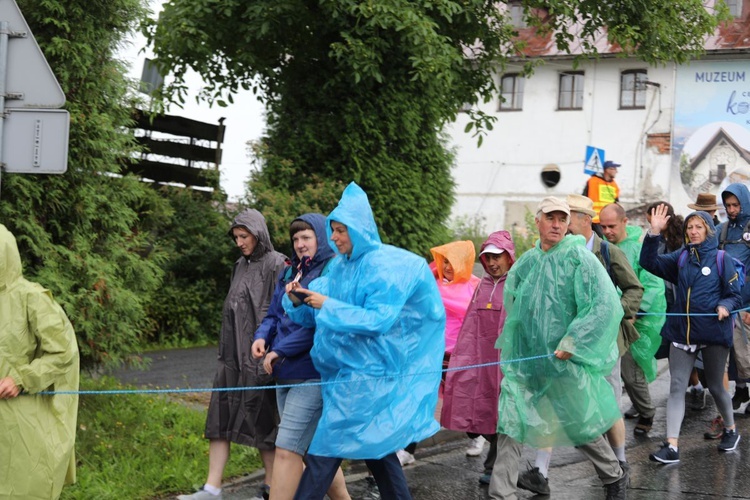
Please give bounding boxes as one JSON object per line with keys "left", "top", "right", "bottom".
{"left": 146, "top": 188, "right": 236, "bottom": 346}
{"left": 62, "top": 376, "right": 261, "bottom": 499}
{"left": 0, "top": 0, "right": 172, "bottom": 368}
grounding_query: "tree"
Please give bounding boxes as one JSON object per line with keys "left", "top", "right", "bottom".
{"left": 0, "top": 0, "right": 171, "bottom": 367}
{"left": 148, "top": 0, "right": 724, "bottom": 254}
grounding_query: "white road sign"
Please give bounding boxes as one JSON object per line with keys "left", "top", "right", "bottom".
{"left": 2, "top": 108, "right": 69, "bottom": 173}
{"left": 0, "top": 0, "right": 65, "bottom": 108}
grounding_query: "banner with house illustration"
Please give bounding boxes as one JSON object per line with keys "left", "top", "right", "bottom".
{"left": 673, "top": 61, "right": 750, "bottom": 204}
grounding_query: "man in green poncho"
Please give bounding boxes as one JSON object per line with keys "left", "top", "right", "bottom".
{"left": 599, "top": 203, "right": 666, "bottom": 435}
{"left": 488, "top": 197, "right": 628, "bottom": 500}
{"left": 0, "top": 224, "right": 80, "bottom": 499}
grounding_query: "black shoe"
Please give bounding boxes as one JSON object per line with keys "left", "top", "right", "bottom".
{"left": 718, "top": 428, "right": 741, "bottom": 452}
{"left": 623, "top": 406, "right": 639, "bottom": 419}
{"left": 649, "top": 442, "right": 680, "bottom": 464}
{"left": 604, "top": 465, "right": 629, "bottom": 500}
{"left": 517, "top": 466, "right": 550, "bottom": 495}
{"left": 732, "top": 386, "right": 750, "bottom": 412}
{"left": 634, "top": 416, "right": 653, "bottom": 435}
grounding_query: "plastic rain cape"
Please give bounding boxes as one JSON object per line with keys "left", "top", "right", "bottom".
{"left": 617, "top": 225, "right": 666, "bottom": 381}
{"left": 0, "top": 224, "right": 79, "bottom": 499}
{"left": 285, "top": 182, "right": 446, "bottom": 459}
{"left": 496, "top": 235, "right": 622, "bottom": 448}
{"left": 430, "top": 240, "right": 481, "bottom": 353}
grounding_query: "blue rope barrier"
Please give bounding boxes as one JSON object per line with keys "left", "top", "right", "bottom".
{"left": 30, "top": 307, "right": 750, "bottom": 396}
{"left": 637, "top": 304, "right": 750, "bottom": 317}
{"left": 35, "top": 353, "right": 555, "bottom": 396}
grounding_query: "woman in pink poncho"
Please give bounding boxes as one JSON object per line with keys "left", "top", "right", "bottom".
{"left": 396, "top": 239, "right": 481, "bottom": 467}
{"left": 441, "top": 231, "right": 516, "bottom": 486}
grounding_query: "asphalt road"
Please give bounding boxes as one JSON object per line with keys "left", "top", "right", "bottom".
{"left": 112, "top": 351, "right": 750, "bottom": 499}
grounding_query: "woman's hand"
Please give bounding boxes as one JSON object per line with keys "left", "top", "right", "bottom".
{"left": 0, "top": 377, "right": 20, "bottom": 399}
{"left": 251, "top": 338, "right": 267, "bottom": 359}
{"left": 717, "top": 306, "right": 730, "bottom": 322}
{"left": 294, "top": 288, "right": 328, "bottom": 309}
{"left": 554, "top": 350, "right": 572, "bottom": 360}
{"left": 285, "top": 281, "right": 300, "bottom": 295}
{"left": 648, "top": 203, "right": 670, "bottom": 235}
{"left": 263, "top": 351, "right": 279, "bottom": 375}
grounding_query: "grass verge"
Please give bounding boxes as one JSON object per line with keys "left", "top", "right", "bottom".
{"left": 61, "top": 375, "right": 262, "bottom": 499}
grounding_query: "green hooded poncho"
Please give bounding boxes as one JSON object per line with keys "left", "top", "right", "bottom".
{"left": 0, "top": 224, "right": 79, "bottom": 499}
{"left": 615, "top": 225, "right": 666, "bottom": 381}
{"left": 496, "top": 234, "right": 623, "bottom": 447}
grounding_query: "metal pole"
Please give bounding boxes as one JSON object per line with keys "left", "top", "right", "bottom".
{"left": 0, "top": 21, "right": 8, "bottom": 199}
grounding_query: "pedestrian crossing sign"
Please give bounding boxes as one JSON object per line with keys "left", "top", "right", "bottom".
{"left": 584, "top": 146, "right": 605, "bottom": 175}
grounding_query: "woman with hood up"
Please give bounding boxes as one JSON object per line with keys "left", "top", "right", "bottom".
{"left": 282, "top": 182, "right": 445, "bottom": 500}
{"left": 0, "top": 224, "right": 79, "bottom": 500}
{"left": 251, "top": 214, "right": 350, "bottom": 500}
{"left": 180, "top": 209, "right": 286, "bottom": 500}
{"left": 640, "top": 206, "right": 742, "bottom": 465}
{"left": 441, "top": 231, "right": 515, "bottom": 485}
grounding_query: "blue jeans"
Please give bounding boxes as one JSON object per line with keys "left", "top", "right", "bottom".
{"left": 275, "top": 379, "right": 323, "bottom": 455}
{"left": 294, "top": 453, "right": 411, "bottom": 500}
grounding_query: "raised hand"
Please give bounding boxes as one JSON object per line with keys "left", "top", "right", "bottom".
{"left": 649, "top": 203, "right": 671, "bottom": 235}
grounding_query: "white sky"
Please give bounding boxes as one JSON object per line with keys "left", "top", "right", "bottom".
{"left": 117, "top": 1, "right": 266, "bottom": 201}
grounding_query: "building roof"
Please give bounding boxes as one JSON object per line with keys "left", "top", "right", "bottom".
{"left": 512, "top": 2, "right": 750, "bottom": 59}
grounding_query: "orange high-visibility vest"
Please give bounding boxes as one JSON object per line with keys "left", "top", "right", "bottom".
{"left": 585, "top": 175, "right": 619, "bottom": 223}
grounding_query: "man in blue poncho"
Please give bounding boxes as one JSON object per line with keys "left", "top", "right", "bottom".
{"left": 283, "top": 182, "right": 446, "bottom": 500}
{"left": 488, "top": 197, "right": 629, "bottom": 500}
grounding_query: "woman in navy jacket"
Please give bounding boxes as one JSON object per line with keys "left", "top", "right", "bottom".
{"left": 252, "top": 213, "right": 349, "bottom": 500}
{"left": 640, "top": 206, "right": 742, "bottom": 464}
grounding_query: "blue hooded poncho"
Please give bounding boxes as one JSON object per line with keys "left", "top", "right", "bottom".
{"left": 284, "top": 182, "right": 446, "bottom": 459}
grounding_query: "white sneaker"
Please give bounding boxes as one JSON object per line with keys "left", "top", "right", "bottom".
{"left": 465, "top": 436, "right": 486, "bottom": 456}
{"left": 396, "top": 449, "right": 415, "bottom": 466}
{"left": 176, "top": 488, "right": 222, "bottom": 499}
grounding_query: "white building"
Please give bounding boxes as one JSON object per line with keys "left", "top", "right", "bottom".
{"left": 448, "top": 2, "right": 750, "bottom": 231}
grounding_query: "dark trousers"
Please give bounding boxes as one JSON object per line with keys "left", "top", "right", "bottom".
{"left": 467, "top": 432, "right": 499, "bottom": 474}
{"left": 294, "top": 452, "right": 412, "bottom": 500}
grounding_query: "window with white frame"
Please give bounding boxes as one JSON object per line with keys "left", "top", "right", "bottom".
{"left": 499, "top": 74, "right": 524, "bottom": 111}
{"left": 509, "top": 2, "right": 527, "bottom": 28}
{"left": 620, "top": 69, "right": 648, "bottom": 109}
{"left": 558, "top": 72, "right": 584, "bottom": 110}
{"left": 727, "top": 0, "right": 743, "bottom": 17}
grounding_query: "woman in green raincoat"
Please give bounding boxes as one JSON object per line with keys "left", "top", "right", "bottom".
{"left": 0, "top": 224, "right": 79, "bottom": 499}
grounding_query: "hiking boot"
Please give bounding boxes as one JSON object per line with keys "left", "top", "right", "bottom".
{"left": 516, "top": 467, "right": 550, "bottom": 495}
{"left": 396, "top": 449, "right": 415, "bottom": 466}
{"left": 634, "top": 416, "right": 653, "bottom": 435}
{"left": 649, "top": 442, "right": 680, "bottom": 464}
{"left": 465, "top": 435, "right": 486, "bottom": 456}
{"left": 479, "top": 473, "right": 491, "bottom": 485}
{"left": 704, "top": 416, "right": 724, "bottom": 439}
{"left": 718, "top": 428, "right": 741, "bottom": 452}
{"left": 688, "top": 387, "right": 707, "bottom": 410}
{"left": 604, "top": 465, "right": 629, "bottom": 500}
{"left": 623, "top": 406, "right": 639, "bottom": 419}
{"left": 732, "top": 386, "right": 750, "bottom": 413}
{"left": 177, "top": 488, "right": 222, "bottom": 500}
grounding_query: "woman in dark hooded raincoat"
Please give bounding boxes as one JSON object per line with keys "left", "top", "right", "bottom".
{"left": 640, "top": 207, "right": 742, "bottom": 464}
{"left": 180, "top": 209, "right": 286, "bottom": 500}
